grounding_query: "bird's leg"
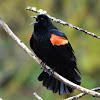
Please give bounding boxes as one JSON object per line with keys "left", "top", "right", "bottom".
{"left": 48, "top": 67, "right": 55, "bottom": 76}
{"left": 40, "top": 61, "right": 55, "bottom": 76}
{"left": 40, "top": 61, "right": 46, "bottom": 69}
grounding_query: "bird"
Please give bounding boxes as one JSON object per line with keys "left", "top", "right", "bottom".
{"left": 30, "top": 14, "right": 81, "bottom": 95}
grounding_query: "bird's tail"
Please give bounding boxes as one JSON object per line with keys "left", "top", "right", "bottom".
{"left": 38, "top": 69, "right": 81, "bottom": 95}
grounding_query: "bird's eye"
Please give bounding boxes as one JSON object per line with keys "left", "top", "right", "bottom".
{"left": 40, "top": 18, "right": 43, "bottom": 20}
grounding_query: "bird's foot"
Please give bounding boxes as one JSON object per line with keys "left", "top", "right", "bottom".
{"left": 48, "top": 67, "right": 55, "bottom": 76}
{"left": 48, "top": 68, "right": 54, "bottom": 76}
{"left": 40, "top": 61, "right": 55, "bottom": 76}
{"left": 40, "top": 62, "right": 46, "bottom": 69}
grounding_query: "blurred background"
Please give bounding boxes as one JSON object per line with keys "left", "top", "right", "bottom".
{"left": 0, "top": 0, "right": 100, "bottom": 100}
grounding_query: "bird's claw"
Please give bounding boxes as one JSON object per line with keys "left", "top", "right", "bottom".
{"left": 40, "top": 62, "right": 46, "bottom": 69}
{"left": 48, "top": 68, "right": 54, "bottom": 76}
{"left": 40, "top": 61, "right": 54, "bottom": 76}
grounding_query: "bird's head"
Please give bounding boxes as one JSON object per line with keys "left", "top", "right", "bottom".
{"left": 31, "top": 14, "right": 55, "bottom": 31}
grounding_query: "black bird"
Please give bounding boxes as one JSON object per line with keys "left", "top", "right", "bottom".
{"left": 30, "top": 14, "right": 81, "bottom": 95}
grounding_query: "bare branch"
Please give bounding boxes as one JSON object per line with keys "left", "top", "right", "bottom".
{"left": 64, "top": 87, "right": 100, "bottom": 100}
{"left": 33, "top": 92, "right": 43, "bottom": 100}
{"left": 0, "top": 17, "right": 100, "bottom": 98}
{"left": 26, "top": 6, "right": 100, "bottom": 39}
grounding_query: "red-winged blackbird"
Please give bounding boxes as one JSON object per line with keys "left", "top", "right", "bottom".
{"left": 30, "top": 14, "right": 81, "bottom": 95}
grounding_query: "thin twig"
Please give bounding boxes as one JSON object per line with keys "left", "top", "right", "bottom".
{"left": 0, "top": 18, "right": 100, "bottom": 98}
{"left": 64, "top": 87, "right": 100, "bottom": 100}
{"left": 26, "top": 6, "right": 100, "bottom": 39}
{"left": 33, "top": 92, "right": 43, "bottom": 100}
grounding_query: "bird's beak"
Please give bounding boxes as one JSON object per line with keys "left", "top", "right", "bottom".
{"left": 30, "top": 16, "right": 38, "bottom": 25}
{"left": 30, "top": 22, "right": 38, "bottom": 25}
{"left": 31, "top": 16, "right": 37, "bottom": 19}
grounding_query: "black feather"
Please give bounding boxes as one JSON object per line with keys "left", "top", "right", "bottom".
{"left": 53, "top": 80, "right": 59, "bottom": 93}
{"left": 47, "top": 77, "right": 55, "bottom": 90}
{"left": 38, "top": 72, "right": 48, "bottom": 81}
{"left": 64, "top": 85, "right": 69, "bottom": 94}
{"left": 59, "top": 82, "right": 64, "bottom": 95}
{"left": 30, "top": 14, "right": 81, "bottom": 95}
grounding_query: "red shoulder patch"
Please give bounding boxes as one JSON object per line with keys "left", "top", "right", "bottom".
{"left": 50, "top": 34, "right": 68, "bottom": 46}
{"left": 29, "top": 33, "right": 33, "bottom": 40}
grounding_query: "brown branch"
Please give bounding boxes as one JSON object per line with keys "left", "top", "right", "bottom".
{"left": 26, "top": 6, "right": 100, "bottom": 39}
{"left": 0, "top": 17, "right": 100, "bottom": 98}
{"left": 64, "top": 87, "right": 100, "bottom": 100}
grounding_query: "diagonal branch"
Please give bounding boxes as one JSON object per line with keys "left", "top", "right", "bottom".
{"left": 26, "top": 6, "right": 100, "bottom": 39}
{"left": 0, "top": 18, "right": 100, "bottom": 98}
{"left": 64, "top": 87, "right": 100, "bottom": 100}
{"left": 33, "top": 92, "right": 43, "bottom": 100}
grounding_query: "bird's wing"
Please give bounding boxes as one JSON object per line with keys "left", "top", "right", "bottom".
{"left": 50, "top": 29, "right": 81, "bottom": 80}
{"left": 50, "top": 29, "right": 74, "bottom": 55}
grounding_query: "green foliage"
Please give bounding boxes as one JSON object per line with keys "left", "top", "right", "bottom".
{"left": 0, "top": 0, "right": 100, "bottom": 100}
